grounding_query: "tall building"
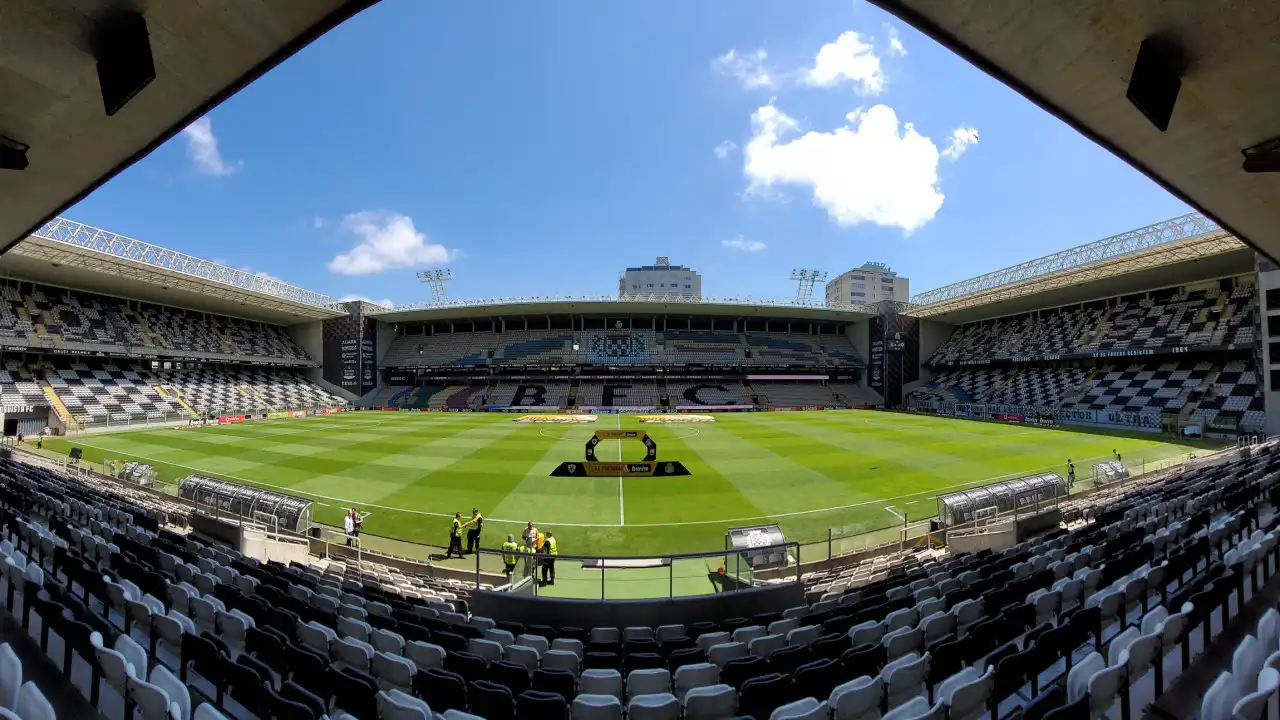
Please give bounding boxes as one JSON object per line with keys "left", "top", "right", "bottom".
{"left": 825, "top": 262, "right": 909, "bottom": 307}
{"left": 620, "top": 257, "right": 702, "bottom": 299}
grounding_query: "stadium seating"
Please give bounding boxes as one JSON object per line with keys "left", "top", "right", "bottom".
{"left": 0, "top": 282, "right": 313, "bottom": 363}
{"left": 665, "top": 381, "right": 747, "bottom": 406}
{"left": 42, "top": 358, "right": 185, "bottom": 424}
{"left": 383, "top": 328, "right": 864, "bottom": 369}
{"left": 487, "top": 382, "right": 570, "bottom": 408}
{"left": 928, "top": 282, "right": 1257, "bottom": 365}
{"left": 5, "top": 429, "right": 1273, "bottom": 720}
{"left": 754, "top": 383, "right": 839, "bottom": 408}
{"left": 576, "top": 381, "right": 660, "bottom": 408}
{"left": 155, "top": 367, "right": 343, "bottom": 416}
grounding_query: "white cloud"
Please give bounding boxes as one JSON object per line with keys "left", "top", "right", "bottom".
{"left": 180, "top": 117, "right": 239, "bottom": 176}
{"left": 712, "top": 49, "right": 775, "bottom": 89}
{"left": 313, "top": 216, "right": 327, "bottom": 229}
{"left": 885, "top": 24, "right": 906, "bottom": 57}
{"left": 338, "top": 294, "right": 393, "bottom": 309}
{"left": 713, "top": 140, "right": 737, "bottom": 160}
{"left": 328, "top": 211, "right": 455, "bottom": 275}
{"left": 941, "top": 126, "right": 980, "bottom": 161}
{"left": 802, "top": 31, "right": 885, "bottom": 95}
{"left": 721, "top": 236, "right": 766, "bottom": 252}
{"left": 743, "top": 102, "right": 959, "bottom": 233}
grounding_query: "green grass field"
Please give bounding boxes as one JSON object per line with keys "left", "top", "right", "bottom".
{"left": 37, "top": 409, "right": 1219, "bottom": 567}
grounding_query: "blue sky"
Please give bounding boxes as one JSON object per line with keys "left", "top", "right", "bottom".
{"left": 66, "top": 0, "right": 1191, "bottom": 308}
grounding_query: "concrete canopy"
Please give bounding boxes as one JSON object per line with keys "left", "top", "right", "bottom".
{"left": 872, "top": 0, "right": 1280, "bottom": 261}
{"left": 0, "top": 0, "right": 376, "bottom": 254}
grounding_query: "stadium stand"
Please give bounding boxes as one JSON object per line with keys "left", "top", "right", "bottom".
{"left": 911, "top": 278, "right": 1264, "bottom": 435}
{"left": 487, "top": 382, "right": 570, "bottom": 408}
{"left": 575, "top": 381, "right": 660, "bottom": 408}
{"left": 927, "top": 282, "right": 1257, "bottom": 365}
{"left": 666, "top": 381, "right": 748, "bottom": 406}
{"left": 154, "top": 367, "right": 343, "bottom": 416}
{"left": 755, "top": 383, "right": 839, "bottom": 408}
{"left": 384, "top": 328, "right": 863, "bottom": 369}
{"left": 0, "top": 283, "right": 312, "bottom": 363}
{"left": 42, "top": 358, "right": 184, "bottom": 424}
{"left": 3, "top": 430, "right": 1273, "bottom": 720}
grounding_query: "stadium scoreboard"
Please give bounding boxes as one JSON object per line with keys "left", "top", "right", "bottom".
{"left": 551, "top": 429, "right": 691, "bottom": 477}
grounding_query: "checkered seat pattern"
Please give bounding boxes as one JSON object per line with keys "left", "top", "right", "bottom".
{"left": 43, "top": 359, "right": 184, "bottom": 422}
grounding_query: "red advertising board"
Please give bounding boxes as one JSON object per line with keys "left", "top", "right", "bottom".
{"left": 218, "top": 415, "right": 246, "bottom": 425}
{"left": 319, "top": 408, "right": 341, "bottom": 415}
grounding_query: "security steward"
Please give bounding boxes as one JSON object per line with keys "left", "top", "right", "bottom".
{"left": 541, "top": 530, "right": 558, "bottom": 585}
{"left": 446, "top": 511, "right": 464, "bottom": 559}
{"left": 466, "top": 507, "right": 484, "bottom": 555}
{"left": 501, "top": 533, "right": 521, "bottom": 581}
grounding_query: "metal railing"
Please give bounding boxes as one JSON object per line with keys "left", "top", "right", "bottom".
{"left": 472, "top": 542, "right": 801, "bottom": 600}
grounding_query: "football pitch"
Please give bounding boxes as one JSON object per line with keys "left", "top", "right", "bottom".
{"left": 39, "top": 410, "right": 1218, "bottom": 564}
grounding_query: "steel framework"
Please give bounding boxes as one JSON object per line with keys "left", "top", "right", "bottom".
{"left": 368, "top": 293, "right": 879, "bottom": 315}
{"left": 909, "top": 213, "right": 1227, "bottom": 309}
{"left": 29, "top": 217, "right": 333, "bottom": 308}
{"left": 790, "top": 269, "right": 828, "bottom": 303}
{"left": 417, "top": 268, "right": 452, "bottom": 304}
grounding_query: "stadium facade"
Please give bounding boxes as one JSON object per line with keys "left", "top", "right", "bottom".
{"left": 0, "top": 212, "right": 1272, "bottom": 442}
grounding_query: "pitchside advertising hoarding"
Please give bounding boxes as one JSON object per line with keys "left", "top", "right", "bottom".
{"left": 926, "top": 403, "right": 1163, "bottom": 432}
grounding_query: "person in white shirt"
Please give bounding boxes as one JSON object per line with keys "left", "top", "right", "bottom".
{"left": 344, "top": 509, "right": 357, "bottom": 547}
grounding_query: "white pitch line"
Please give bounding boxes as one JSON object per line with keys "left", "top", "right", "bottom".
{"left": 616, "top": 414, "right": 625, "bottom": 526}
{"left": 61, "top": 437, "right": 1188, "bottom": 529}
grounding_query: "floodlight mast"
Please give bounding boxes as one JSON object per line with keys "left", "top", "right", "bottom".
{"left": 417, "top": 268, "right": 453, "bottom": 304}
{"left": 790, "top": 268, "right": 828, "bottom": 303}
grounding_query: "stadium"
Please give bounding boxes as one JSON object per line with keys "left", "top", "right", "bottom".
{"left": 0, "top": 2, "right": 1279, "bottom": 720}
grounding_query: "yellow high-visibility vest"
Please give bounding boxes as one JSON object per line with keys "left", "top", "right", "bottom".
{"left": 451, "top": 519, "right": 462, "bottom": 537}
{"left": 501, "top": 541, "right": 519, "bottom": 565}
{"left": 546, "top": 537, "right": 558, "bottom": 556}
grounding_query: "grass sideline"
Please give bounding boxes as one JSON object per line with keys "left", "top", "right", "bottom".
{"left": 38, "top": 410, "right": 1219, "bottom": 557}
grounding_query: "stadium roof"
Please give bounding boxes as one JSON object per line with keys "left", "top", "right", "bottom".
{"left": 1, "top": 0, "right": 375, "bottom": 255}
{"left": 371, "top": 296, "right": 875, "bottom": 324}
{"left": 910, "top": 225, "right": 1252, "bottom": 325}
{"left": 908, "top": 213, "right": 1249, "bottom": 321}
{"left": 1, "top": 217, "right": 344, "bottom": 324}
{"left": 871, "top": 0, "right": 1280, "bottom": 264}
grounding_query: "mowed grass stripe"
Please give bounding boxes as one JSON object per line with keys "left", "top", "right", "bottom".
{"left": 486, "top": 423, "right": 617, "bottom": 528}
{"left": 64, "top": 417, "right": 485, "bottom": 482}
{"left": 609, "top": 420, "right": 767, "bottom": 526}
{"left": 739, "top": 413, "right": 1059, "bottom": 497}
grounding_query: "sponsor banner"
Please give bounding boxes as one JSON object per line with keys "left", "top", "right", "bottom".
{"left": 674, "top": 405, "right": 751, "bottom": 411}
{"left": 319, "top": 408, "right": 342, "bottom": 415}
{"left": 515, "top": 414, "right": 598, "bottom": 424}
{"left": 288, "top": 410, "right": 308, "bottom": 418}
{"left": 746, "top": 374, "right": 829, "bottom": 381}
{"left": 550, "top": 460, "right": 691, "bottom": 477}
{"left": 267, "top": 411, "right": 289, "bottom": 420}
{"left": 993, "top": 413, "right": 1025, "bottom": 423}
{"left": 638, "top": 414, "right": 716, "bottom": 424}
{"left": 218, "top": 415, "right": 246, "bottom": 425}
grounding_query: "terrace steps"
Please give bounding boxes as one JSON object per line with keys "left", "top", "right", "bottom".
{"left": 156, "top": 385, "right": 199, "bottom": 417}
{"left": 39, "top": 380, "right": 78, "bottom": 431}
